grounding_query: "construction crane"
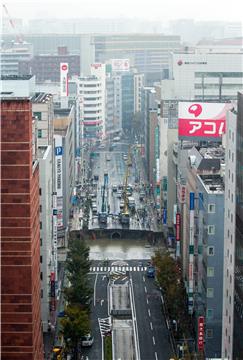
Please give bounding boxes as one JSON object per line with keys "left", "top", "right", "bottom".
{"left": 99, "top": 173, "right": 109, "bottom": 225}
{"left": 2, "top": 4, "right": 23, "bottom": 43}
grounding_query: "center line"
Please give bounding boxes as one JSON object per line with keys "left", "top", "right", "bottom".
{"left": 150, "top": 322, "right": 153, "bottom": 330}
{"left": 155, "top": 352, "right": 158, "bottom": 360}
{"left": 146, "top": 298, "right": 149, "bottom": 305}
{"left": 152, "top": 336, "right": 155, "bottom": 345}
{"left": 144, "top": 286, "right": 147, "bottom": 293}
{"left": 148, "top": 309, "right": 151, "bottom": 317}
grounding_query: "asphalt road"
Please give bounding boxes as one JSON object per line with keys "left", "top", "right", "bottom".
{"left": 88, "top": 143, "right": 159, "bottom": 232}
{"left": 83, "top": 260, "right": 173, "bottom": 360}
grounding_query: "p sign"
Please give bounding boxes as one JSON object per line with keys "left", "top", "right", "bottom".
{"left": 55, "top": 146, "right": 63, "bottom": 156}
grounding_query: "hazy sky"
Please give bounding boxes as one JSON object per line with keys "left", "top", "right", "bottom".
{"left": 3, "top": 0, "right": 243, "bottom": 22}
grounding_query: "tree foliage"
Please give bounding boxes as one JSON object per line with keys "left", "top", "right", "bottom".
{"left": 60, "top": 305, "right": 90, "bottom": 354}
{"left": 152, "top": 250, "right": 190, "bottom": 338}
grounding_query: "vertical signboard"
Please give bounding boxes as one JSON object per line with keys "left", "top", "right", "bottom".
{"left": 111, "top": 59, "right": 130, "bottom": 72}
{"left": 50, "top": 272, "right": 56, "bottom": 311}
{"left": 188, "top": 192, "right": 195, "bottom": 313}
{"left": 55, "top": 135, "right": 63, "bottom": 228}
{"left": 198, "top": 316, "right": 205, "bottom": 351}
{"left": 176, "top": 213, "right": 181, "bottom": 258}
{"left": 60, "top": 63, "right": 69, "bottom": 97}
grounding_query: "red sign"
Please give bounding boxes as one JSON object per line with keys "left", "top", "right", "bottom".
{"left": 50, "top": 272, "right": 55, "bottom": 282}
{"left": 61, "top": 64, "right": 68, "bottom": 71}
{"left": 178, "top": 102, "right": 233, "bottom": 140}
{"left": 177, "top": 183, "right": 186, "bottom": 203}
{"left": 176, "top": 213, "right": 180, "bottom": 241}
{"left": 198, "top": 316, "right": 204, "bottom": 351}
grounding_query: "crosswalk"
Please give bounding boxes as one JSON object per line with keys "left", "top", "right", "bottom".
{"left": 89, "top": 266, "right": 148, "bottom": 273}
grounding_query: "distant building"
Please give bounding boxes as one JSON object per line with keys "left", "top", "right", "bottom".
{"left": 0, "top": 42, "right": 33, "bottom": 76}
{"left": 19, "top": 47, "right": 80, "bottom": 82}
{"left": 1, "top": 97, "right": 44, "bottom": 359}
{"left": 168, "top": 50, "right": 243, "bottom": 101}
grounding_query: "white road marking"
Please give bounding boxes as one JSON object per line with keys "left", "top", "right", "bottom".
{"left": 155, "top": 352, "right": 158, "bottom": 360}
{"left": 150, "top": 322, "right": 153, "bottom": 330}
{"left": 107, "top": 267, "right": 110, "bottom": 271}
{"left": 133, "top": 267, "right": 137, "bottom": 271}
{"left": 144, "top": 266, "right": 147, "bottom": 271}
{"left": 148, "top": 309, "right": 151, "bottom": 317}
{"left": 160, "top": 295, "right": 164, "bottom": 304}
{"left": 93, "top": 273, "right": 98, "bottom": 307}
{"left": 144, "top": 286, "right": 147, "bottom": 293}
{"left": 129, "top": 267, "right": 133, "bottom": 271}
{"left": 102, "top": 275, "right": 106, "bottom": 281}
{"left": 146, "top": 298, "right": 149, "bottom": 305}
{"left": 152, "top": 336, "right": 155, "bottom": 345}
{"left": 100, "top": 267, "right": 103, "bottom": 271}
{"left": 104, "top": 267, "right": 107, "bottom": 272}
{"left": 100, "top": 299, "right": 104, "bottom": 306}
{"left": 126, "top": 266, "right": 129, "bottom": 271}
{"left": 143, "top": 276, "right": 145, "bottom": 282}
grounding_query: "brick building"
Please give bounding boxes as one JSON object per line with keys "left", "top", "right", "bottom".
{"left": 1, "top": 98, "right": 44, "bottom": 359}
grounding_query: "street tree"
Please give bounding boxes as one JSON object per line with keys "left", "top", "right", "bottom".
{"left": 60, "top": 305, "right": 90, "bottom": 359}
{"left": 64, "top": 238, "right": 92, "bottom": 309}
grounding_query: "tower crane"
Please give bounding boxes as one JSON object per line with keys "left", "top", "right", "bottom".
{"left": 2, "top": 4, "right": 23, "bottom": 43}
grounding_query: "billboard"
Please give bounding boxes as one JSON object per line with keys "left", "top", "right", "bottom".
{"left": 111, "top": 59, "right": 130, "bottom": 72}
{"left": 178, "top": 102, "right": 233, "bottom": 140}
{"left": 60, "top": 63, "right": 69, "bottom": 97}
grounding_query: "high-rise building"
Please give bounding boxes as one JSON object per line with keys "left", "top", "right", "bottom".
{"left": 222, "top": 106, "right": 237, "bottom": 359}
{"left": 234, "top": 91, "right": 243, "bottom": 358}
{"left": 1, "top": 98, "right": 44, "bottom": 359}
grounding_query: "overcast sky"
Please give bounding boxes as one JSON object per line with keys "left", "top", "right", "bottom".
{"left": 3, "top": 0, "right": 243, "bottom": 23}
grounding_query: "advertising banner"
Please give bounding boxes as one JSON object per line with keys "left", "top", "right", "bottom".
{"left": 111, "top": 59, "right": 130, "bottom": 72}
{"left": 178, "top": 102, "right": 233, "bottom": 140}
{"left": 60, "top": 63, "right": 69, "bottom": 97}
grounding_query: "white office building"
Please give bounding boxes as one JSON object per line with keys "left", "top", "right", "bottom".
{"left": 168, "top": 51, "right": 243, "bottom": 101}
{"left": 0, "top": 42, "right": 33, "bottom": 76}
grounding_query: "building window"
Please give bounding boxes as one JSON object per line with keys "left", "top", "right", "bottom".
{"left": 40, "top": 256, "right": 42, "bottom": 263}
{"left": 208, "top": 204, "right": 215, "bottom": 213}
{"left": 228, "top": 335, "right": 231, "bottom": 344}
{"left": 207, "top": 267, "right": 214, "bottom": 277}
{"left": 40, "top": 272, "right": 43, "bottom": 280}
{"left": 40, "top": 238, "right": 42, "bottom": 246}
{"left": 38, "top": 129, "right": 42, "bottom": 138}
{"left": 39, "top": 188, "right": 42, "bottom": 195}
{"left": 34, "top": 111, "right": 42, "bottom": 120}
{"left": 232, "top": 152, "right": 234, "bottom": 162}
{"left": 208, "top": 225, "right": 215, "bottom": 235}
{"left": 40, "top": 205, "right": 42, "bottom": 213}
{"left": 207, "top": 309, "right": 213, "bottom": 319}
{"left": 207, "top": 288, "right": 214, "bottom": 298}
{"left": 41, "top": 289, "right": 43, "bottom": 298}
{"left": 40, "top": 221, "right": 42, "bottom": 229}
{"left": 231, "top": 213, "right": 233, "bottom": 223}
{"left": 208, "top": 246, "right": 215, "bottom": 256}
{"left": 206, "top": 329, "right": 213, "bottom": 338}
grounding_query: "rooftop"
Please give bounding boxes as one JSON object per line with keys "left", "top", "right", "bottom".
{"left": 199, "top": 174, "right": 224, "bottom": 194}
{"left": 31, "top": 92, "right": 52, "bottom": 103}
{"left": 1, "top": 75, "right": 34, "bottom": 81}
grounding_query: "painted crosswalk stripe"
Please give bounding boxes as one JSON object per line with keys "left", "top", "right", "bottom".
{"left": 104, "top": 267, "right": 107, "bottom": 272}
{"left": 100, "top": 267, "right": 103, "bottom": 271}
{"left": 126, "top": 267, "right": 129, "bottom": 271}
{"left": 144, "top": 267, "right": 147, "bottom": 271}
{"left": 133, "top": 267, "right": 137, "bottom": 271}
{"left": 107, "top": 267, "right": 110, "bottom": 271}
{"left": 129, "top": 267, "right": 133, "bottom": 271}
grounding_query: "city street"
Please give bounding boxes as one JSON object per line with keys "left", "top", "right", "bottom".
{"left": 81, "top": 259, "right": 173, "bottom": 360}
